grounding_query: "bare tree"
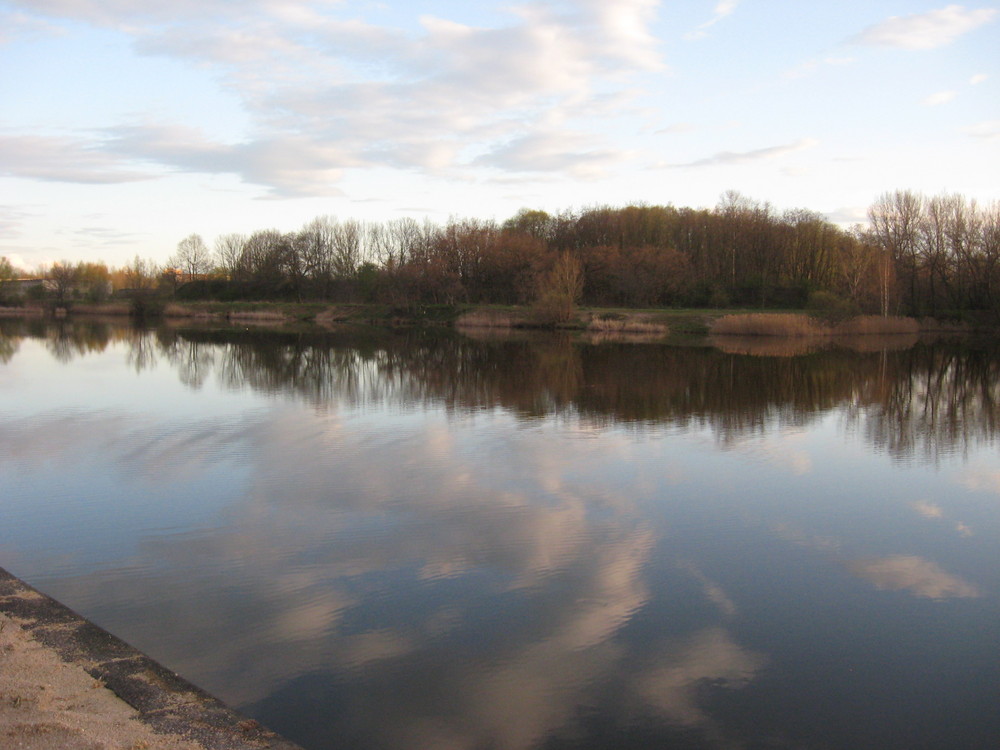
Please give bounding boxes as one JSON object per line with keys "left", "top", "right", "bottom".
{"left": 171, "top": 233, "right": 212, "bottom": 281}
{"left": 123, "top": 255, "right": 157, "bottom": 291}
{"left": 215, "top": 233, "right": 247, "bottom": 280}
{"left": 49, "top": 261, "right": 79, "bottom": 305}
{"left": 869, "top": 190, "right": 923, "bottom": 313}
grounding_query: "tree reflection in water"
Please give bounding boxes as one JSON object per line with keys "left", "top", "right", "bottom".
{"left": 2, "top": 318, "right": 998, "bottom": 749}
{"left": 2, "top": 318, "right": 997, "bottom": 462}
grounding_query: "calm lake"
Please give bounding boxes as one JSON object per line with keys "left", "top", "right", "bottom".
{"left": 1, "top": 318, "right": 998, "bottom": 749}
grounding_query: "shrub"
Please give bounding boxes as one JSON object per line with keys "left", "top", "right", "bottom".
{"left": 807, "top": 290, "right": 858, "bottom": 322}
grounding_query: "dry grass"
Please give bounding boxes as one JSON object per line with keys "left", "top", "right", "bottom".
{"left": 831, "top": 315, "right": 919, "bottom": 335}
{"left": 586, "top": 314, "right": 669, "bottom": 335}
{"left": 0, "top": 306, "right": 40, "bottom": 317}
{"left": 456, "top": 309, "right": 524, "bottom": 328}
{"left": 71, "top": 302, "right": 131, "bottom": 316}
{"left": 162, "top": 303, "right": 221, "bottom": 319}
{"left": 711, "top": 313, "right": 919, "bottom": 337}
{"left": 226, "top": 309, "right": 290, "bottom": 322}
{"left": 710, "top": 313, "right": 824, "bottom": 337}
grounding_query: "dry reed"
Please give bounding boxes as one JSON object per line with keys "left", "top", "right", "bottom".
{"left": 455, "top": 310, "right": 522, "bottom": 328}
{"left": 226, "top": 309, "right": 290, "bottom": 322}
{"left": 586, "top": 314, "right": 669, "bottom": 335}
{"left": 65, "top": 302, "right": 131, "bottom": 316}
{"left": 711, "top": 313, "right": 919, "bottom": 337}
{"left": 831, "top": 315, "right": 919, "bottom": 335}
{"left": 0, "top": 306, "right": 40, "bottom": 317}
{"left": 709, "top": 313, "right": 824, "bottom": 337}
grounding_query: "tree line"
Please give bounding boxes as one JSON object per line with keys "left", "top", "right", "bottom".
{"left": 3, "top": 190, "right": 998, "bottom": 319}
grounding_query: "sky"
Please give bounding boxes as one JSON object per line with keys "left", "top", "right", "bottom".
{"left": 0, "top": 0, "right": 998, "bottom": 270}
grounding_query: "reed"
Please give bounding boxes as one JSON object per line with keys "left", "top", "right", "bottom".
{"left": 69, "top": 302, "right": 131, "bottom": 316}
{"left": 455, "top": 309, "right": 522, "bottom": 328}
{"left": 711, "top": 313, "right": 919, "bottom": 337}
{"left": 586, "top": 314, "right": 669, "bottom": 335}
{"left": 0, "top": 306, "right": 38, "bottom": 317}
{"left": 162, "top": 303, "right": 197, "bottom": 317}
{"left": 226, "top": 309, "right": 290, "bottom": 322}
{"left": 831, "top": 316, "right": 919, "bottom": 335}
{"left": 709, "top": 313, "right": 824, "bottom": 337}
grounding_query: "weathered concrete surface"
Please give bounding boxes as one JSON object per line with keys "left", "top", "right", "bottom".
{"left": 0, "top": 567, "right": 303, "bottom": 750}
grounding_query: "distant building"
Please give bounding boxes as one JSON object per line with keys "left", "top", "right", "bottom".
{"left": 2, "top": 278, "right": 52, "bottom": 297}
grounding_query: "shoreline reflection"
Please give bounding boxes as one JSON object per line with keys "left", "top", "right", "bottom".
{"left": 2, "top": 318, "right": 997, "bottom": 463}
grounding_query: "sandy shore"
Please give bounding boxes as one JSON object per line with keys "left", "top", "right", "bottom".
{"left": 0, "top": 568, "right": 301, "bottom": 750}
{"left": 1, "top": 610, "right": 205, "bottom": 749}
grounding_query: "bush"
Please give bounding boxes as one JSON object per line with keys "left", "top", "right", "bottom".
{"left": 807, "top": 290, "right": 858, "bottom": 322}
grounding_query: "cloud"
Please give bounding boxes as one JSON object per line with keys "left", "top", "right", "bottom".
{"left": 666, "top": 138, "right": 819, "bottom": 169}
{"left": 0, "top": 8, "right": 65, "bottom": 42}
{"left": 910, "top": 500, "right": 944, "bottom": 519}
{"left": 964, "top": 121, "right": 1000, "bottom": 140}
{"left": 852, "top": 5, "right": 998, "bottom": 50}
{"left": 0, "top": 207, "right": 34, "bottom": 240}
{"left": 849, "top": 555, "right": 980, "bottom": 599}
{"left": 684, "top": 0, "right": 740, "bottom": 40}
{"left": 2, "top": 1, "right": 666, "bottom": 194}
{"left": 783, "top": 56, "right": 855, "bottom": 80}
{"left": 969, "top": 73, "right": 989, "bottom": 85}
{"left": 957, "top": 465, "right": 1000, "bottom": 493}
{"left": 654, "top": 122, "right": 696, "bottom": 134}
{"left": 0, "top": 134, "right": 152, "bottom": 184}
{"left": 922, "top": 90, "right": 957, "bottom": 106}
{"left": 474, "top": 130, "right": 630, "bottom": 178}
{"left": 103, "top": 124, "right": 356, "bottom": 197}
{"left": 3, "top": 0, "right": 294, "bottom": 26}
{"left": 66, "top": 226, "right": 140, "bottom": 247}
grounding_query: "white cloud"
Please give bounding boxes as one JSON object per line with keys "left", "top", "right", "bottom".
{"left": 969, "top": 73, "right": 989, "bottom": 84}
{"left": 102, "top": 124, "right": 360, "bottom": 197}
{"left": 20, "top": 1, "right": 665, "bottom": 194}
{"left": 922, "top": 90, "right": 958, "bottom": 106}
{"left": 0, "top": 207, "right": 34, "bottom": 240}
{"left": 911, "top": 500, "right": 944, "bottom": 519}
{"left": 474, "top": 130, "right": 631, "bottom": 178}
{"left": 958, "top": 466, "right": 1000, "bottom": 493}
{"left": 684, "top": 0, "right": 741, "bottom": 40}
{"left": 852, "top": 5, "right": 998, "bottom": 50}
{"left": 0, "top": 134, "right": 152, "bottom": 184}
{"left": 654, "top": 122, "right": 696, "bottom": 135}
{"left": 3, "top": 0, "right": 296, "bottom": 26}
{"left": 849, "top": 555, "right": 981, "bottom": 599}
{"left": 667, "top": 138, "right": 819, "bottom": 169}
{"left": 964, "top": 121, "right": 1000, "bottom": 140}
{"left": 783, "top": 56, "right": 856, "bottom": 80}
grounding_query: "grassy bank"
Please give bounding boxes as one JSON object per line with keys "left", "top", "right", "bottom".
{"left": 4, "top": 301, "right": 982, "bottom": 340}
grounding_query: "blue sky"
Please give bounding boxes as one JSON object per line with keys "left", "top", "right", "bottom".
{"left": 1, "top": 1, "right": 997, "bottom": 269}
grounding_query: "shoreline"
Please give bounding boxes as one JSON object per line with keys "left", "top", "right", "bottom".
{"left": 1, "top": 302, "right": 991, "bottom": 338}
{"left": 0, "top": 567, "right": 301, "bottom": 750}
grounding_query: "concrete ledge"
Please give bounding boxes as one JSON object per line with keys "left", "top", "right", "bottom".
{"left": 0, "top": 566, "right": 303, "bottom": 750}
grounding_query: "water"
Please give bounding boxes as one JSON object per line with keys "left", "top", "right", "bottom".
{"left": 1, "top": 318, "right": 998, "bottom": 749}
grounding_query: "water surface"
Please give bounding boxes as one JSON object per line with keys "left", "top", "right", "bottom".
{"left": 1, "top": 318, "right": 998, "bottom": 749}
